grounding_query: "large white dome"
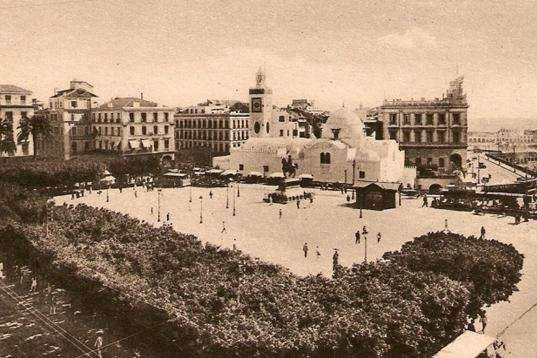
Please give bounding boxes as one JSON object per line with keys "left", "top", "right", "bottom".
{"left": 321, "top": 107, "right": 365, "bottom": 146}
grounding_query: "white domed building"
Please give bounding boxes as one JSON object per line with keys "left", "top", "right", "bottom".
{"left": 213, "top": 75, "right": 406, "bottom": 185}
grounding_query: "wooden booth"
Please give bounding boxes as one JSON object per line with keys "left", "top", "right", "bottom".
{"left": 354, "top": 181, "right": 401, "bottom": 211}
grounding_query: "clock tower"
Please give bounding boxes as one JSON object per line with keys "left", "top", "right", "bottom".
{"left": 249, "top": 68, "right": 272, "bottom": 138}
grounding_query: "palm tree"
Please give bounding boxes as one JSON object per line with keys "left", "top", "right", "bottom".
{"left": 17, "top": 113, "right": 53, "bottom": 158}
{"left": 0, "top": 117, "right": 16, "bottom": 155}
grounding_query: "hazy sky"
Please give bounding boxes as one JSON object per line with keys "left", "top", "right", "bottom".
{"left": 1, "top": 0, "right": 537, "bottom": 129}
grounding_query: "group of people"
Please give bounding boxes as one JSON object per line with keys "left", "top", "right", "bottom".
{"left": 354, "top": 226, "right": 382, "bottom": 244}
{"left": 4, "top": 263, "right": 108, "bottom": 357}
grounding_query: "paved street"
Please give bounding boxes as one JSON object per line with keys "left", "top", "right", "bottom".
{"left": 58, "top": 171, "right": 537, "bottom": 356}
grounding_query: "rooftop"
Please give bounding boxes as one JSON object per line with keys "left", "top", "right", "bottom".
{"left": 99, "top": 97, "right": 159, "bottom": 109}
{"left": 0, "top": 84, "right": 32, "bottom": 95}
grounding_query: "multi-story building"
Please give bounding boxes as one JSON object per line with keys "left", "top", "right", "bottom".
{"left": 91, "top": 96, "right": 175, "bottom": 161}
{"left": 375, "top": 76, "right": 469, "bottom": 174}
{"left": 175, "top": 99, "right": 250, "bottom": 155}
{"left": 467, "top": 131, "right": 498, "bottom": 151}
{"left": 35, "top": 80, "right": 99, "bottom": 160}
{"left": 468, "top": 129, "right": 536, "bottom": 152}
{"left": 0, "top": 85, "right": 35, "bottom": 158}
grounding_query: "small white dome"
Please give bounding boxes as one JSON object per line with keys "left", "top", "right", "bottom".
{"left": 322, "top": 107, "right": 365, "bottom": 146}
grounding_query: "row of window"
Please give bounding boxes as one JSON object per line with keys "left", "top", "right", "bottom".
{"left": 1, "top": 111, "right": 28, "bottom": 121}
{"left": 389, "top": 112, "right": 462, "bottom": 126}
{"left": 92, "top": 111, "right": 171, "bottom": 124}
{"left": 279, "top": 129, "right": 299, "bottom": 137}
{"left": 389, "top": 129, "right": 462, "bottom": 144}
{"left": 177, "top": 118, "right": 248, "bottom": 129}
{"left": 3, "top": 95, "right": 27, "bottom": 105}
{"left": 95, "top": 139, "right": 170, "bottom": 151}
{"left": 127, "top": 125, "right": 170, "bottom": 136}
{"left": 177, "top": 141, "right": 230, "bottom": 153}
{"left": 176, "top": 130, "right": 248, "bottom": 141}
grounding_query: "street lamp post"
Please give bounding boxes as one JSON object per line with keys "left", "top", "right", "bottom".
{"left": 359, "top": 191, "right": 363, "bottom": 218}
{"left": 477, "top": 152, "right": 481, "bottom": 184}
{"left": 157, "top": 188, "right": 162, "bottom": 222}
{"left": 364, "top": 235, "right": 368, "bottom": 263}
{"left": 106, "top": 185, "right": 110, "bottom": 203}
{"left": 233, "top": 184, "right": 236, "bottom": 216}
{"left": 226, "top": 184, "right": 229, "bottom": 209}
{"left": 189, "top": 186, "right": 192, "bottom": 203}
{"left": 237, "top": 181, "right": 240, "bottom": 197}
{"left": 199, "top": 195, "right": 203, "bottom": 224}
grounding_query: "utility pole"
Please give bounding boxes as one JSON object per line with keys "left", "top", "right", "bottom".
{"left": 351, "top": 160, "right": 356, "bottom": 200}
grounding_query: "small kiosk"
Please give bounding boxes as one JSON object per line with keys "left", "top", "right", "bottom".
{"left": 354, "top": 181, "right": 401, "bottom": 211}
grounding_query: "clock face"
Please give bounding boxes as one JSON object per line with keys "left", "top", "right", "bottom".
{"left": 251, "top": 97, "right": 262, "bottom": 113}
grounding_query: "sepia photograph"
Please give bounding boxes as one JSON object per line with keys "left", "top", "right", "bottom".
{"left": 0, "top": 0, "right": 536, "bottom": 357}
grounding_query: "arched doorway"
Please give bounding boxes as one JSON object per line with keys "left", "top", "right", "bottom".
{"left": 449, "top": 153, "right": 462, "bottom": 170}
{"left": 429, "top": 183, "right": 442, "bottom": 194}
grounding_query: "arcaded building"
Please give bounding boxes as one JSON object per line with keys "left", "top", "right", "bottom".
{"left": 376, "top": 76, "right": 469, "bottom": 174}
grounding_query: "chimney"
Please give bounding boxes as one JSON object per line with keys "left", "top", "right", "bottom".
{"left": 141, "top": 92, "right": 144, "bottom": 100}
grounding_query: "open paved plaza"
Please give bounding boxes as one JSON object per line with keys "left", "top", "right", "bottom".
{"left": 57, "top": 175, "right": 537, "bottom": 357}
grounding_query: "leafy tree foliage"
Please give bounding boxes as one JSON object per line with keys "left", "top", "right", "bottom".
{"left": 0, "top": 117, "right": 16, "bottom": 155}
{"left": 383, "top": 231, "right": 524, "bottom": 318}
{"left": 17, "top": 113, "right": 53, "bottom": 158}
{"left": 0, "top": 159, "right": 103, "bottom": 189}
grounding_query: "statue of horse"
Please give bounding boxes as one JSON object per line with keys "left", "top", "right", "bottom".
{"left": 282, "top": 155, "right": 297, "bottom": 178}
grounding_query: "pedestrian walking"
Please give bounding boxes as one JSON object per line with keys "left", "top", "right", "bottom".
{"left": 166, "top": 212, "right": 170, "bottom": 221}
{"left": 297, "top": 200, "right": 300, "bottom": 209}
{"left": 279, "top": 208, "right": 282, "bottom": 219}
{"left": 346, "top": 194, "right": 350, "bottom": 202}
{"left": 422, "top": 195, "right": 428, "bottom": 207}
{"left": 221, "top": 221, "right": 227, "bottom": 234}
{"left": 377, "top": 232, "right": 382, "bottom": 243}
{"left": 151, "top": 207, "right": 154, "bottom": 215}
{"left": 316, "top": 246, "right": 321, "bottom": 259}
{"left": 479, "top": 226, "right": 486, "bottom": 239}
{"left": 134, "top": 190, "right": 138, "bottom": 198}
{"left": 233, "top": 238, "right": 237, "bottom": 251}
{"left": 95, "top": 329, "right": 104, "bottom": 358}
{"left": 481, "top": 313, "right": 488, "bottom": 333}
{"left": 49, "top": 294, "right": 56, "bottom": 315}
{"left": 355, "top": 230, "right": 361, "bottom": 244}
{"left": 30, "top": 276, "right": 37, "bottom": 293}
{"left": 209, "top": 190, "right": 213, "bottom": 199}
{"left": 362, "top": 226, "right": 368, "bottom": 235}
{"left": 303, "top": 243, "right": 309, "bottom": 258}
{"left": 332, "top": 248, "right": 339, "bottom": 267}
{"left": 309, "top": 196, "right": 313, "bottom": 204}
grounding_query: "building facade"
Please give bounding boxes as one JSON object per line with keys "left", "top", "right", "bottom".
{"left": 0, "top": 85, "right": 35, "bottom": 157}
{"left": 376, "top": 76, "right": 469, "bottom": 174}
{"left": 92, "top": 96, "right": 175, "bottom": 161}
{"left": 175, "top": 100, "right": 250, "bottom": 155}
{"left": 468, "top": 129, "right": 536, "bottom": 152}
{"left": 214, "top": 70, "right": 406, "bottom": 184}
{"left": 35, "top": 80, "right": 98, "bottom": 160}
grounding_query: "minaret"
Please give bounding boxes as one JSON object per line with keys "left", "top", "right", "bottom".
{"left": 249, "top": 67, "right": 273, "bottom": 137}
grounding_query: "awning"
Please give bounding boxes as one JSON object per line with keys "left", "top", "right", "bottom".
{"left": 433, "top": 331, "right": 496, "bottom": 358}
{"left": 298, "top": 173, "right": 314, "bottom": 179}
{"left": 163, "top": 172, "right": 187, "bottom": 178}
{"left": 141, "top": 139, "right": 153, "bottom": 149}
{"left": 102, "top": 170, "right": 111, "bottom": 176}
{"left": 247, "top": 171, "right": 263, "bottom": 177}
{"left": 207, "top": 169, "right": 223, "bottom": 174}
{"left": 269, "top": 172, "right": 285, "bottom": 178}
{"left": 221, "top": 169, "right": 238, "bottom": 176}
{"left": 129, "top": 140, "right": 140, "bottom": 149}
